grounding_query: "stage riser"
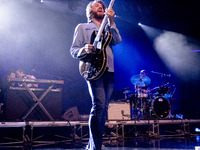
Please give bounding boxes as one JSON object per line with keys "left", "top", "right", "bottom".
{"left": 1, "top": 120, "right": 200, "bottom": 145}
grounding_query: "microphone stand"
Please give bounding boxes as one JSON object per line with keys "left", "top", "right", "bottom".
{"left": 151, "top": 71, "right": 171, "bottom": 85}
{"left": 151, "top": 71, "right": 171, "bottom": 77}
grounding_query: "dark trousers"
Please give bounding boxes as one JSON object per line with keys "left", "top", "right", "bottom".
{"left": 86, "top": 71, "right": 114, "bottom": 150}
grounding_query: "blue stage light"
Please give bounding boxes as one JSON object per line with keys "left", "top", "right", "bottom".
{"left": 195, "top": 128, "right": 200, "bottom": 132}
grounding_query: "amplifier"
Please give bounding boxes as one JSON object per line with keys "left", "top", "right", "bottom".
{"left": 107, "top": 101, "right": 131, "bottom": 120}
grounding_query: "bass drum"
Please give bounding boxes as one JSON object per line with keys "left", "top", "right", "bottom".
{"left": 152, "top": 96, "right": 171, "bottom": 119}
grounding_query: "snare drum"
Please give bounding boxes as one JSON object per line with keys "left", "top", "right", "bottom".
{"left": 152, "top": 96, "right": 171, "bottom": 119}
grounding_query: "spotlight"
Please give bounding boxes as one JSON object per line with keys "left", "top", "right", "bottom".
{"left": 195, "top": 146, "right": 200, "bottom": 150}
{"left": 138, "top": 23, "right": 142, "bottom": 26}
{"left": 196, "top": 136, "right": 200, "bottom": 142}
{"left": 195, "top": 128, "right": 200, "bottom": 132}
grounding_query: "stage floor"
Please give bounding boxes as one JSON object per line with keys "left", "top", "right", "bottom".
{"left": 0, "top": 136, "right": 200, "bottom": 150}
{"left": 1, "top": 119, "right": 200, "bottom": 150}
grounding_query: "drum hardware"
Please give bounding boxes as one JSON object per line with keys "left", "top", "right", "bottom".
{"left": 149, "top": 86, "right": 160, "bottom": 91}
{"left": 150, "top": 83, "right": 173, "bottom": 119}
{"left": 171, "top": 85, "right": 176, "bottom": 97}
{"left": 130, "top": 73, "right": 152, "bottom": 120}
{"left": 165, "top": 84, "right": 176, "bottom": 118}
{"left": 130, "top": 72, "right": 175, "bottom": 120}
{"left": 137, "top": 89, "right": 150, "bottom": 98}
{"left": 151, "top": 96, "right": 171, "bottom": 119}
{"left": 163, "top": 93, "right": 172, "bottom": 99}
{"left": 123, "top": 88, "right": 133, "bottom": 100}
{"left": 130, "top": 84, "right": 173, "bottom": 120}
{"left": 130, "top": 93, "right": 152, "bottom": 120}
{"left": 131, "top": 95, "right": 172, "bottom": 120}
{"left": 156, "top": 83, "right": 170, "bottom": 96}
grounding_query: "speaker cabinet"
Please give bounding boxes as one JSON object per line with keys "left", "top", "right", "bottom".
{"left": 5, "top": 89, "right": 62, "bottom": 121}
{"left": 108, "top": 102, "right": 131, "bottom": 120}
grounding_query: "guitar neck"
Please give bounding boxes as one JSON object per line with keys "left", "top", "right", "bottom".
{"left": 93, "top": 0, "right": 115, "bottom": 48}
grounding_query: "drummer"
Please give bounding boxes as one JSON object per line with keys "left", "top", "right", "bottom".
{"left": 134, "top": 70, "right": 150, "bottom": 92}
{"left": 130, "top": 70, "right": 151, "bottom": 119}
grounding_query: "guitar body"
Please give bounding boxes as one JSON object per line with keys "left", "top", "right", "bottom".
{"left": 78, "top": 0, "right": 115, "bottom": 80}
{"left": 79, "top": 30, "right": 112, "bottom": 80}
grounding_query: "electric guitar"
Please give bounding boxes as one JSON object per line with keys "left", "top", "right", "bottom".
{"left": 79, "top": 0, "right": 115, "bottom": 80}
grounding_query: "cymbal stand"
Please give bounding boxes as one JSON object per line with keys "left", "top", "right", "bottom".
{"left": 130, "top": 92, "right": 140, "bottom": 120}
{"left": 130, "top": 93, "right": 140, "bottom": 136}
{"left": 135, "top": 82, "right": 145, "bottom": 120}
{"left": 123, "top": 90, "right": 128, "bottom": 100}
{"left": 139, "top": 97, "right": 144, "bottom": 119}
{"left": 169, "top": 85, "right": 176, "bottom": 118}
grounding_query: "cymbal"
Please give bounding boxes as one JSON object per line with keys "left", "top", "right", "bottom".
{"left": 122, "top": 88, "right": 132, "bottom": 94}
{"left": 130, "top": 74, "right": 151, "bottom": 87}
{"left": 122, "top": 87, "right": 132, "bottom": 91}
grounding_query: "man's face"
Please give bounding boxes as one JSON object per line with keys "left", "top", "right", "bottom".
{"left": 91, "top": 2, "right": 105, "bottom": 20}
{"left": 9, "top": 73, "right": 16, "bottom": 79}
{"left": 7, "top": 72, "right": 16, "bottom": 81}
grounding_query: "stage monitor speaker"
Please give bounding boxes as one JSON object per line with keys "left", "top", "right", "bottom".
{"left": 62, "top": 107, "right": 79, "bottom": 121}
{"left": 108, "top": 102, "right": 131, "bottom": 120}
{"left": 5, "top": 89, "right": 62, "bottom": 121}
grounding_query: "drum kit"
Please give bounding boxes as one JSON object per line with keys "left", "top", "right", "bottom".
{"left": 127, "top": 72, "right": 173, "bottom": 120}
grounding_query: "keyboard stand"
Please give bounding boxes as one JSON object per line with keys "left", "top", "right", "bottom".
{"left": 21, "top": 83, "right": 54, "bottom": 121}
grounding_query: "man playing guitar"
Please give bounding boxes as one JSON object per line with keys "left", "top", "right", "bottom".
{"left": 70, "top": 0, "right": 121, "bottom": 149}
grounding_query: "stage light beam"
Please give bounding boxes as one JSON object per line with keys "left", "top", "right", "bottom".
{"left": 139, "top": 24, "right": 200, "bottom": 81}
{"left": 154, "top": 31, "right": 200, "bottom": 81}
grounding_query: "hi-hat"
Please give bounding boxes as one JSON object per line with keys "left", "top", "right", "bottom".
{"left": 122, "top": 88, "right": 133, "bottom": 94}
{"left": 130, "top": 74, "right": 151, "bottom": 87}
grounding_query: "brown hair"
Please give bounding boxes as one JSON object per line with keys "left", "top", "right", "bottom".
{"left": 86, "top": 0, "right": 106, "bottom": 22}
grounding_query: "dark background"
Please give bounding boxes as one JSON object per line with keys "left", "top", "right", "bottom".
{"left": 0, "top": 0, "right": 200, "bottom": 119}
